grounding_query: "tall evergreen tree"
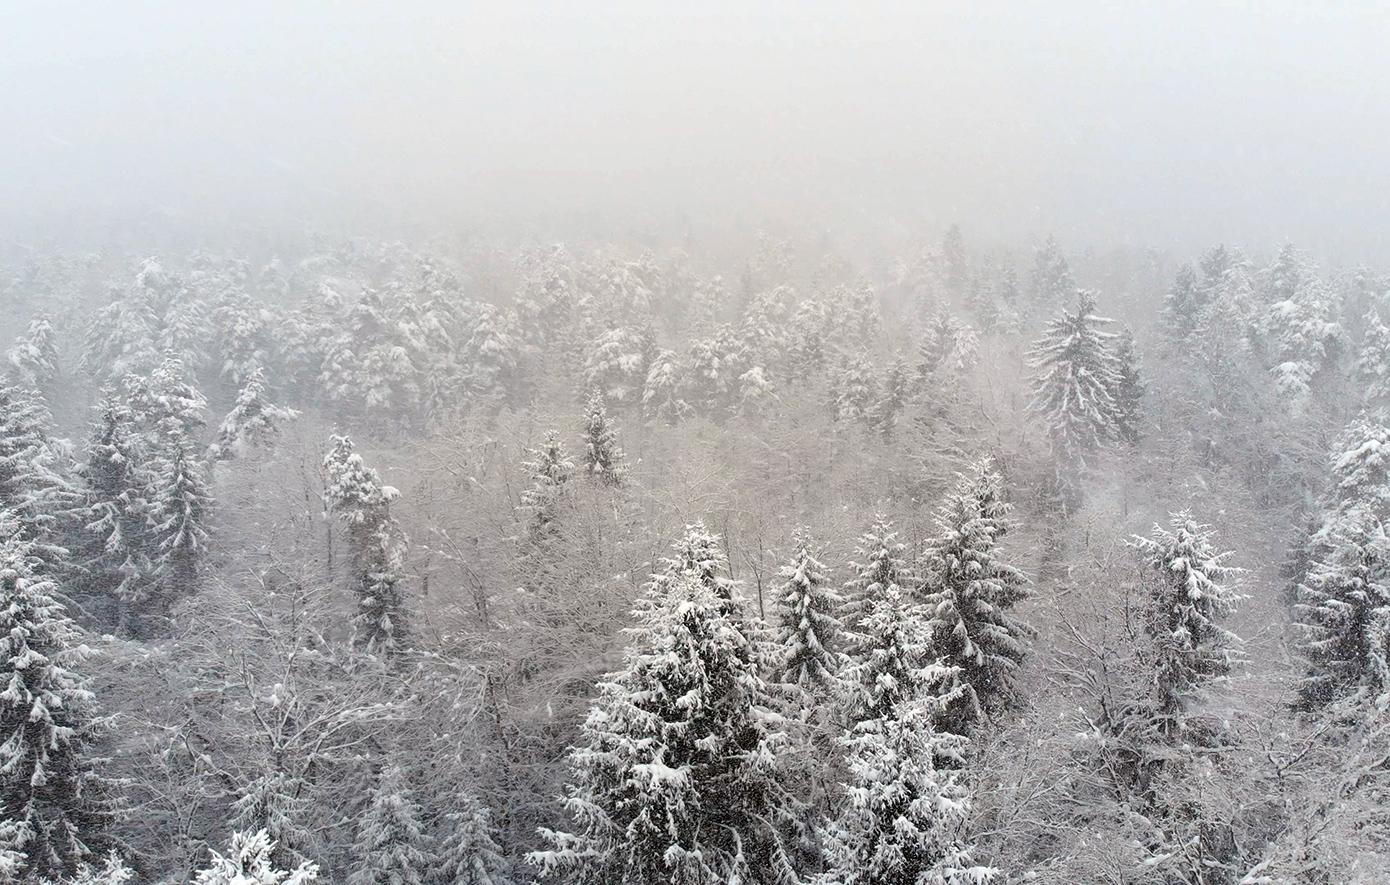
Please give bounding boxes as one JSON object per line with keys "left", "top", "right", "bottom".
{"left": 1295, "top": 509, "right": 1390, "bottom": 707}
{"left": 518, "top": 431, "right": 574, "bottom": 545}
{"left": 843, "top": 517, "right": 912, "bottom": 628}
{"left": 579, "top": 391, "right": 627, "bottom": 487}
{"left": 323, "top": 436, "right": 409, "bottom": 655}
{"left": 434, "top": 796, "right": 514, "bottom": 885}
{"left": 5, "top": 313, "right": 60, "bottom": 389}
{"left": 1111, "top": 327, "right": 1145, "bottom": 445}
{"left": 1130, "top": 513, "right": 1243, "bottom": 720}
{"left": 917, "top": 457, "right": 1032, "bottom": 733}
{"left": 348, "top": 767, "right": 431, "bottom": 885}
{"left": 1160, "top": 263, "right": 1202, "bottom": 339}
{"left": 1029, "top": 236, "right": 1075, "bottom": 316}
{"left": 773, "top": 528, "right": 842, "bottom": 690}
{"left": 194, "top": 830, "right": 319, "bottom": 885}
{"left": 0, "top": 515, "right": 111, "bottom": 880}
{"left": 530, "top": 528, "right": 799, "bottom": 885}
{"left": 208, "top": 368, "right": 298, "bottom": 461}
{"left": 0, "top": 382, "right": 73, "bottom": 554}
{"left": 1026, "top": 292, "right": 1124, "bottom": 464}
{"left": 817, "top": 697, "right": 993, "bottom": 885}
{"left": 147, "top": 435, "right": 212, "bottom": 607}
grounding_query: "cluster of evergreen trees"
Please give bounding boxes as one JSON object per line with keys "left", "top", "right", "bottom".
{"left": 1, "top": 227, "right": 1389, "bottom": 883}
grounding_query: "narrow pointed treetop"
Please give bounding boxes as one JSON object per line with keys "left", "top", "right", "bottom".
{"left": 1026, "top": 292, "right": 1124, "bottom": 461}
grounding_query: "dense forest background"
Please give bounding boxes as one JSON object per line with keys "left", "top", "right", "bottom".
{"left": 1, "top": 223, "right": 1388, "bottom": 884}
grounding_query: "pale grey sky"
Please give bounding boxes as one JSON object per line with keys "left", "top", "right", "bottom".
{"left": 3, "top": 2, "right": 1388, "bottom": 258}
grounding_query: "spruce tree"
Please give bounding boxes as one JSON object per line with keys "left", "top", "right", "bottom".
{"left": 1355, "top": 310, "right": 1390, "bottom": 404}
{"left": 530, "top": 528, "right": 799, "bottom": 885}
{"left": 868, "top": 359, "right": 910, "bottom": 442}
{"left": 0, "top": 382, "right": 74, "bottom": 554}
{"left": 518, "top": 431, "right": 574, "bottom": 544}
{"left": 1294, "top": 509, "right": 1390, "bottom": 707}
{"left": 0, "top": 515, "right": 111, "bottom": 880}
{"left": 349, "top": 767, "right": 431, "bottom": 885}
{"left": 818, "top": 699, "right": 994, "bottom": 885}
{"left": 5, "top": 313, "right": 60, "bottom": 388}
{"left": 917, "top": 457, "right": 1032, "bottom": 733}
{"left": 579, "top": 391, "right": 627, "bottom": 487}
{"left": 194, "top": 830, "right": 319, "bottom": 885}
{"left": 640, "top": 348, "right": 687, "bottom": 424}
{"left": 842, "top": 517, "right": 912, "bottom": 629}
{"left": 146, "top": 434, "right": 213, "bottom": 609}
{"left": 1026, "top": 292, "right": 1124, "bottom": 463}
{"left": 434, "top": 796, "right": 514, "bottom": 885}
{"left": 1160, "top": 263, "right": 1202, "bottom": 339}
{"left": 1130, "top": 513, "right": 1243, "bottom": 719}
{"left": 773, "top": 528, "right": 842, "bottom": 690}
{"left": 1029, "top": 236, "right": 1075, "bottom": 315}
{"left": 1112, "top": 327, "right": 1145, "bottom": 445}
{"left": 208, "top": 368, "right": 298, "bottom": 461}
{"left": 72, "top": 401, "right": 153, "bottom": 631}
{"left": 323, "top": 435, "right": 409, "bottom": 655}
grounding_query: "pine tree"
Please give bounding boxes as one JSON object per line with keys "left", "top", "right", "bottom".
{"left": 1161, "top": 263, "right": 1202, "bottom": 339}
{"left": 462, "top": 304, "right": 520, "bottom": 409}
{"left": 208, "top": 368, "right": 299, "bottom": 461}
{"left": 840, "top": 583, "right": 946, "bottom": 729}
{"left": 146, "top": 434, "right": 213, "bottom": 618}
{"left": 1354, "top": 310, "right": 1390, "bottom": 404}
{"left": 230, "top": 772, "right": 315, "bottom": 871}
{"left": 518, "top": 431, "right": 574, "bottom": 544}
{"left": 579, "top": 392, "right": 627, "bottom": 487}
{"left": 349, "top": 767, "right": 431, "bottom": 885}
{"left": 868, "top": 359, "right": 911, "bottom": 442}
{"left": 773, "top": 528, "right": 842, "bottom": 690}
{"left": 6, "top": 313, "right": 60, "bottom": 388}
{"left": 194, "top": 830, "right": 319, "bottom": 885}
{"left": 640, "top": 348, "right": 687, "bottom": 424}
{"left": 818, "top": 697, "right": 994, "bottom": 885}
{"left": 842, "top": 517, "right": 912, "bottom": 629}
{"left": 584, "top": 326, "right": 652, "bottom": 407}
{"left": 916, "top": 308, "right": 979, "bottom": 384}
{"left": 1112, "top": 327, "right": 1145, "bottom": 445}
{"left": 0, "top": 382, "right": 74, "bottom": 554}
{"left": 1029, "top": 236, "right": 1075, "bottom": 316}
{"left": 71, "top": 400, "right": 153, "bottom": 630}
{"left": 0, "top": 516, "right": 111, "bottom": 880}
{"left": 1026, "top": 292, "right": 1124, "bottom": 463}
{"left": 434, "top": 796, "right": 514, "bottom": 885}
{"left": 323, "top": 436, "right": 409, "bottom": 655}
{"left": 917, "top": 457, "right": 1032, "bottom": 733}
{"left": 1294, "top": 509, "right": 1390, "bottom": 707}
{"left": 530, "top": 528, "right": 799, "bottom": 885}
{"left": 828, "top": 352, "right": 878, "bottom": 425}
{"left": 1129, "top": 513, "right": 1243, "bottom": 719}
{"left": 123, "top": 357, "right": 207, "bottom": 443}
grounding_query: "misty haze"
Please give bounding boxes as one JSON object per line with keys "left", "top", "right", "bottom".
{"left": 1, "top": 4, "right": 1388, "bottom": 884}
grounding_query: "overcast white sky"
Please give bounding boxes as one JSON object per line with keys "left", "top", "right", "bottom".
{"left": 3, "top": 2, "right": 1389, "bottom": 258}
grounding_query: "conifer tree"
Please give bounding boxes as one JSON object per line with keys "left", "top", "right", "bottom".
{"left": 518, "top": 431, "right": 574, "bottom": 544}
{"left": 1354, "top": 309, "right": 1390, "bottom": 404}
{"left": 530, "top": 528, "right": 799, "bottom": 885}
{"left": 1029, "top": 236, "right": 1075, "bottom": 315}
{"left": 840, "top": 583, "right": 944, "bottom": 729}
{"left": 584, "top": 326, "right": 652, "bottom": 407}
{"left": 842, "top": 517, "right": 912, "bottom": 628}
{"left": 1160, "top": 263, "right": 1203, "bottom": 339}
{"left": 1294, "top": 510, "right": 1390, "bottom": 707}
{"left": 323, "top": 435, "right": 409, "bottom": 655}
{"left": 143, "top": 432, "right": 213, "bottom": 625}
{"left": 208, "top": 368, "right": 298, "bottom": 461}
{"left": 917, "top": 457, "right": 1032, "bottom": 732}
{"left": 818, "top": 698, "right": 994, "bottom": 885}
{"left": 640, "top": 348, "right": 687, "bottom": 424}
{"left": 6, "top": 313, "right": 60, "bottom": 388}
{"left": 868, "top": 359, "right": 911, "bottom": 442}
{"left": 194, "top": 830, "right": 319, "bottom": 885}
{"left": 1112, "top": 327, "right": 1145, "bottom": 444}
{"left": 828, "top": 353, "right": 878, "bottom": 425}
{"left": 1130, "top": 513, "right": 1243, "bottom": 719}
{"left": 434, "top": 796, "right": 514, "bottom": 885}
{"left": 579, "top": 392, "right": 627, "bottom": 487}
{"left": 773, "top": 528, "right": 842, "bottom": 690}
{"left": 1026, "top": 292, "right": 1124, "bottom": 464}
{"left": 123, "top": 357, "right": 207, "bottom": 444}
{"left": 0, "top": 382, "right": 74, "bottom": 553}
{"left": 0, "top": 516, "right": 111, "bottom": 880}
{"left": 349, "top": 767, "right": 431, "bottom": 885}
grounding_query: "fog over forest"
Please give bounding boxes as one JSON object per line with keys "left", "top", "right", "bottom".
{"left": 2, "top": 5, "right": 1390, "bottom": 885}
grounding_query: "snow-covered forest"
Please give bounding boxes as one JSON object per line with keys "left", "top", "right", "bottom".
{"left": 0, "top": 227, "right": 1387, "bottom": 884}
